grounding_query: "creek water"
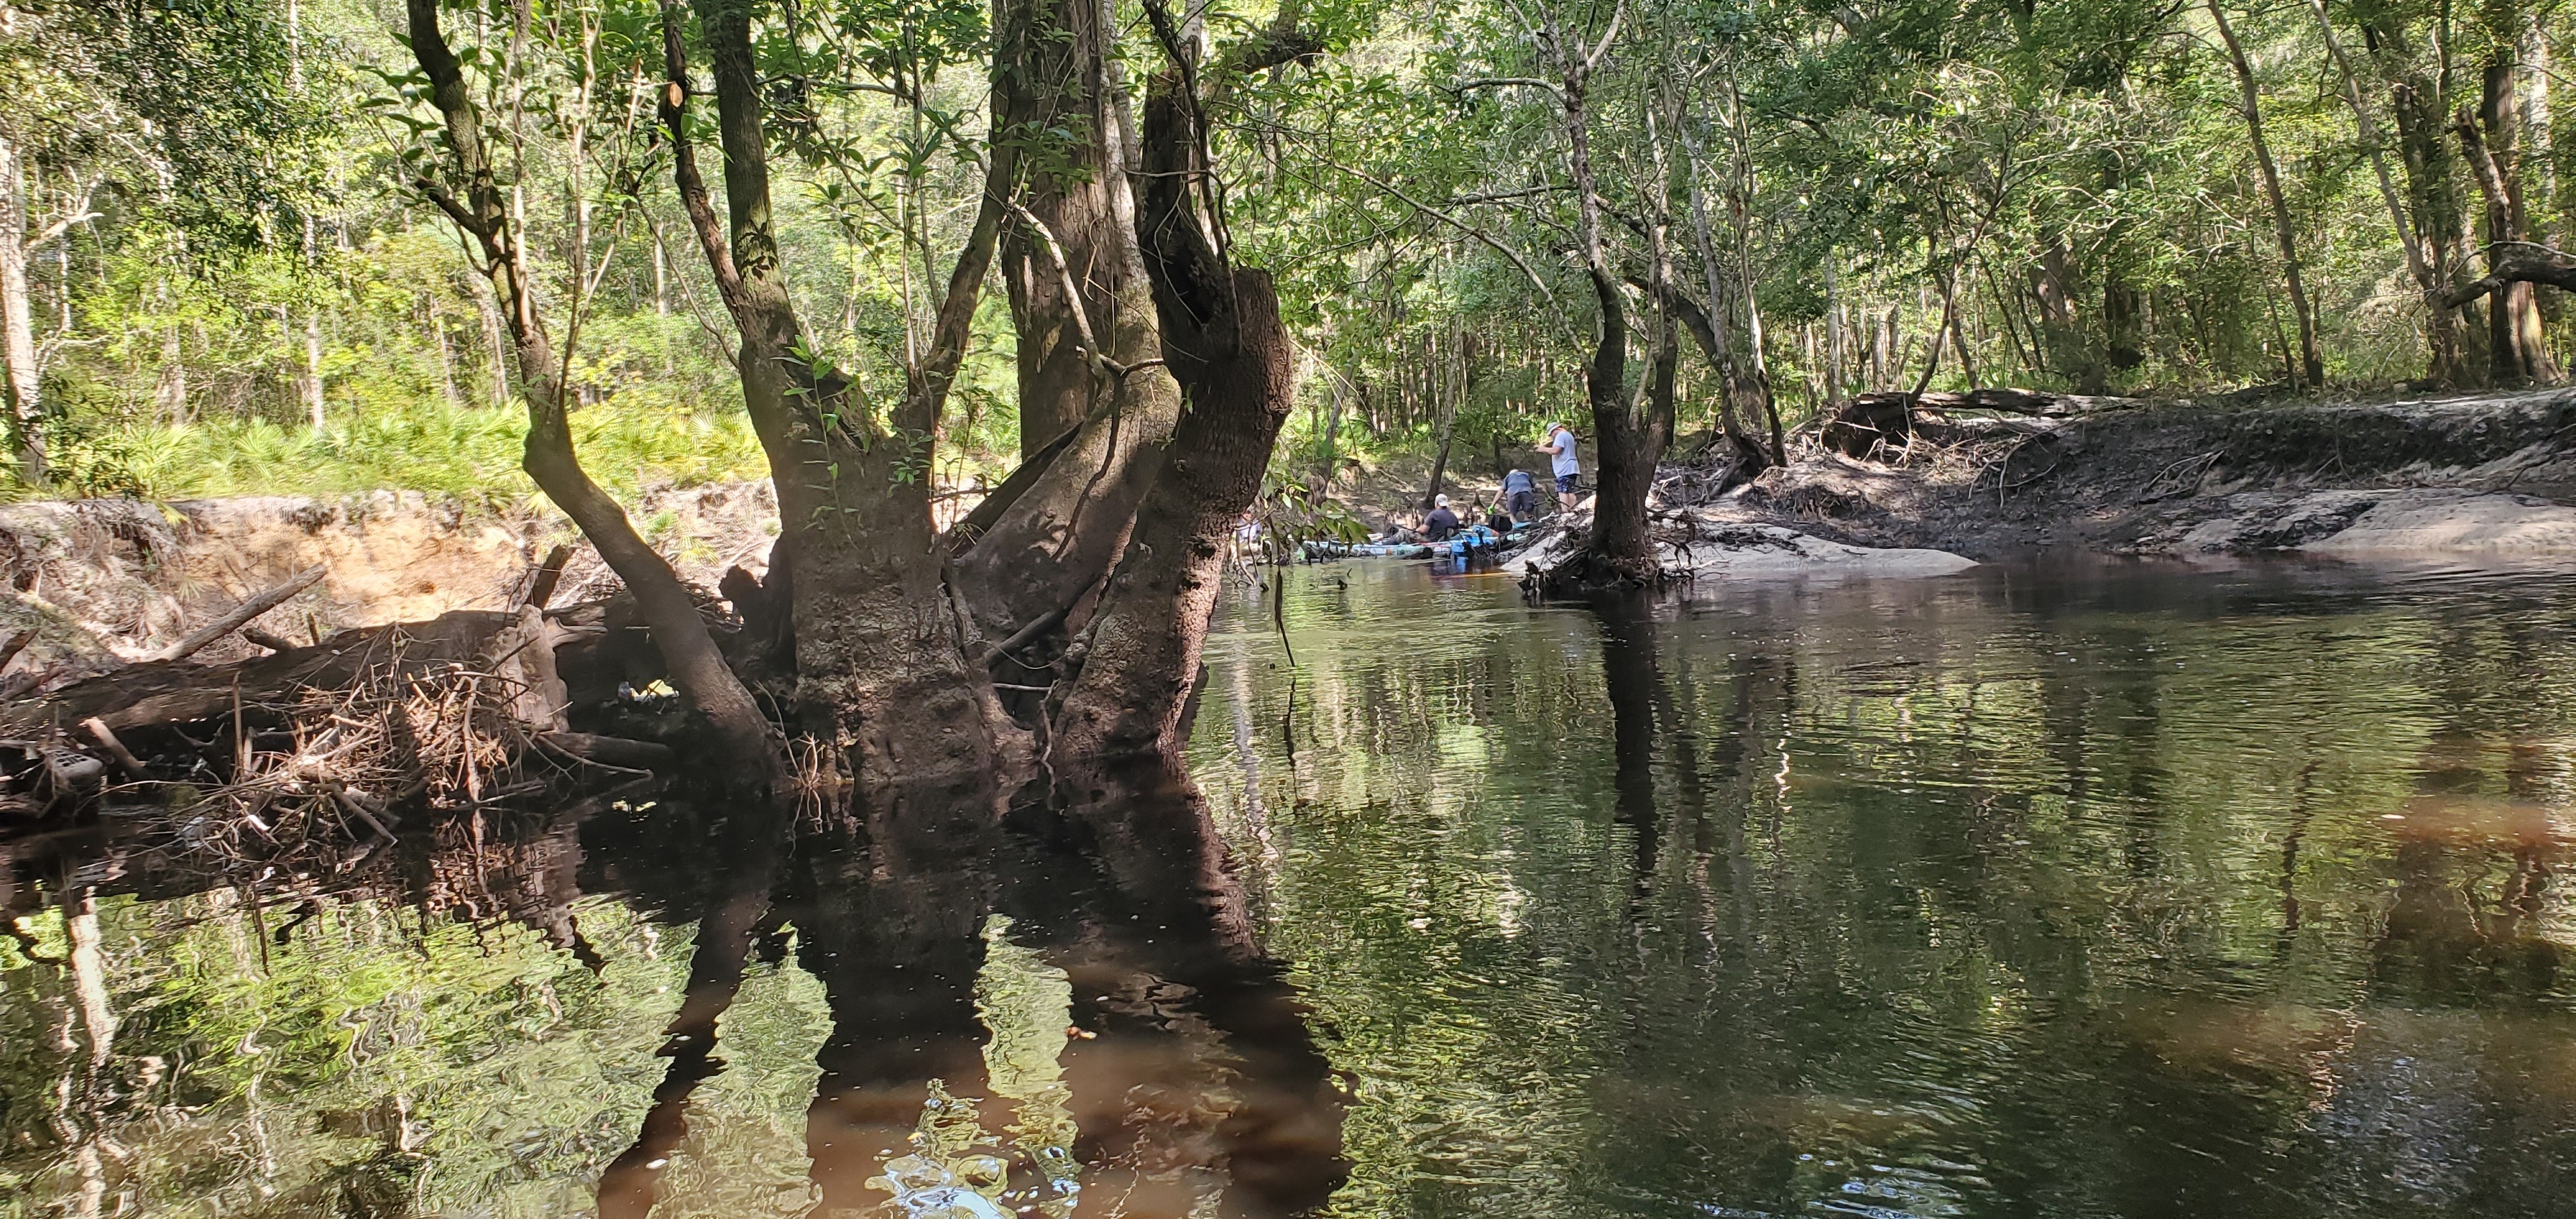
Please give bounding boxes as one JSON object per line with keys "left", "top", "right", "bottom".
{"left": 4, "top": 557, "right": 2574, "bottom": 1218}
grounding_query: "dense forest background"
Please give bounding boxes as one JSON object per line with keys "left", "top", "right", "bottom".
{"left": 3, "top": 0, "right": 2570, "bottom": 503}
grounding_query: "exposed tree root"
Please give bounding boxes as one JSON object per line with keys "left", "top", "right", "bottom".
{"left": 1521, "top": 526, "right": 1679, "bottom": 601}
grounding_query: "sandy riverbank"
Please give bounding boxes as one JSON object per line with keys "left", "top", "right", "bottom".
{"left": 1342, "top": 389, "right": 2576, "bottom": 578}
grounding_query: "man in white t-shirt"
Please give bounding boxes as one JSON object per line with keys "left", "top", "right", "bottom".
{"left": 1537, "top": 421, "right": 1580, "bottom": 511}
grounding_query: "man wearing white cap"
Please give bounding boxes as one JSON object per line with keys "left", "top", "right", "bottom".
{"left": 1537, "top": 421, "right": 1579, "bottom": 510}
{"left": 1423, "top": 493, "right": 1461, "bottom": 540}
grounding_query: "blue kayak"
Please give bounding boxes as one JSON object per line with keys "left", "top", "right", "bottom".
{"left": 1301, "top": 524, "right": 1526, "bottom": 561}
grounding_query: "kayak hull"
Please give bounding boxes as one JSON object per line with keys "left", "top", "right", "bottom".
{"left": 1300, "top": 525, "right": 1528, "bottom": 562}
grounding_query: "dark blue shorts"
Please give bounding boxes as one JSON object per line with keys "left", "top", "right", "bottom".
{"left": 1554, "top": 473, "right": 1577, "bottom": 494}
{"left": 1506, "top": 489, "right": 1535, "bottom": 516}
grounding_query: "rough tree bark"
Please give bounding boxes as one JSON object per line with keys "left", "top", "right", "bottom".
{"left": 1047, "top": 8, "right": 1304, "bottom": 760}
{"left": 666, "top": 0, "right": 1017, "bottom": 786}
{"left": 951, "top": 0, "right": 1185, "bottom": 648}
{"left": 404, "top": 0, "right": 775, "bottom": 765}
{"left": 993, "top": 0, "right": 1163, "bottom": 457}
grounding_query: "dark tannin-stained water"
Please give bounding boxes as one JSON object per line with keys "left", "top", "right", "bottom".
{"left": 5, "top": 557, "right": 2573, "bottom": 1217}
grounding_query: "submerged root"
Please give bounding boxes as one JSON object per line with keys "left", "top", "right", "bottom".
{"left": 1521, "top": 544, "right": 1681, "bottom": 601}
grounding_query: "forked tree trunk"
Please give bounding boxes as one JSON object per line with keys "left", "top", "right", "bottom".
{"left": 1049, "top": 54, "right": 1296, "bottom": 760}
{"left": 406, "top": 0, "right": 775, "bottom": 767}
{"left": 953, "top": 0, "right": 1184, "bottom": 648}
{"left": 1713, "top": 80, "right": 1786, "bottom": 464}
{"left": 1678, "top": 163, "right": 1770, "bottom": 471}
{"left": 994, "top": 0, "right": 1162, "bottom": 459}
{"left": 669, "top": 0, "right": 1018, "bottom": 786}
{"left": 2372, "top": 20, "right": 2481, "bottom": 383}
{"left": 1550, "top": 26, "right": 1666, "bottom": 582}
{"left": 1588, "top": 310, "right": 1676, "bottom": 577}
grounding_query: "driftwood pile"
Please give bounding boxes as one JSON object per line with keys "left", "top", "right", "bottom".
{"left": 0, "top": 547, "right": 686, "bottom": 847}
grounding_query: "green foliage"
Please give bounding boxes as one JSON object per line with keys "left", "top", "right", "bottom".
{"left": 17, "top": 401, "right": 769, "bottom": 505}
{"left": 4, "top": 0, "right": 2570, "bottom": 509}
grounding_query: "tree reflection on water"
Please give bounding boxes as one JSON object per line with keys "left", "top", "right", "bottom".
{"left": 6, "top": 558, "right": 2576, "bottom": 1218}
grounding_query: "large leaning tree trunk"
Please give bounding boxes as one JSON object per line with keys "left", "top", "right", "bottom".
{"left": 402, "top": 0, "right": 775, "bottom": 765}
{"left": 664, "top": 0, "right": 1018, "bottom": 786}
{"left": 1046, "top": 6, "right": 1309, "bottom": 761}
{"left": 1537, "top": 6, "right": 1671, "bottom": 585}
{"left": 1662, "top": 286, "right": 1767, "bottom": 471}
{"left": 949, "top": 0, "right": 1184, "bottom": 652}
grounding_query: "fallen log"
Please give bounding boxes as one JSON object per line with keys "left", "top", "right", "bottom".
{"left": 536, "top": 732, "right": 675, "bottom": 771}
{"left": 242, "top": 627, "right": 298, "bottom": 653}
{"left": 78, "top": 718, "right": 146, "bottom": 779}
{"left": 7, "top": 610, "right": 519, "bottom": 735}
{"left": 510, "top": 544, "right": 575, "bottom": 613}
{"left": 1821, "top": 388, "right": 2146, "bottom": 457}
{"left": 3, "top": 601, "right": 648, "bottom": 737}
{"left": 148, "top": 565, "right": 327, "bottom": 664}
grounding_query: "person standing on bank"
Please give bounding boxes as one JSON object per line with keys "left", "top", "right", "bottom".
{"left": 1538, "top": 421, "right": 1580, "bottom": 511}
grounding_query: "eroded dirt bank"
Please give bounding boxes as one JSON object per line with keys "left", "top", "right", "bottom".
{"left": 1717, "top": 389, "right": 2576, "bottom": 562}
{"left": 0, "top": 484, "right": 781, "bottom": 673}
{"left": 1377, "top": 390, "right": 2576, "bottom": 572}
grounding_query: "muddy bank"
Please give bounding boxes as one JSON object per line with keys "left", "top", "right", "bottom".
{"left": 1725, "top": 388, "right": 2576, "bottom": 561}
{"left": 1502, "top": 514, "right": 1979, "bottom": 580}
{"left": 1378, "top": 390, "right": 2576, "bottom": 568}
{"left": 0, "top": 483, "right": 781, "bottom": 675}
